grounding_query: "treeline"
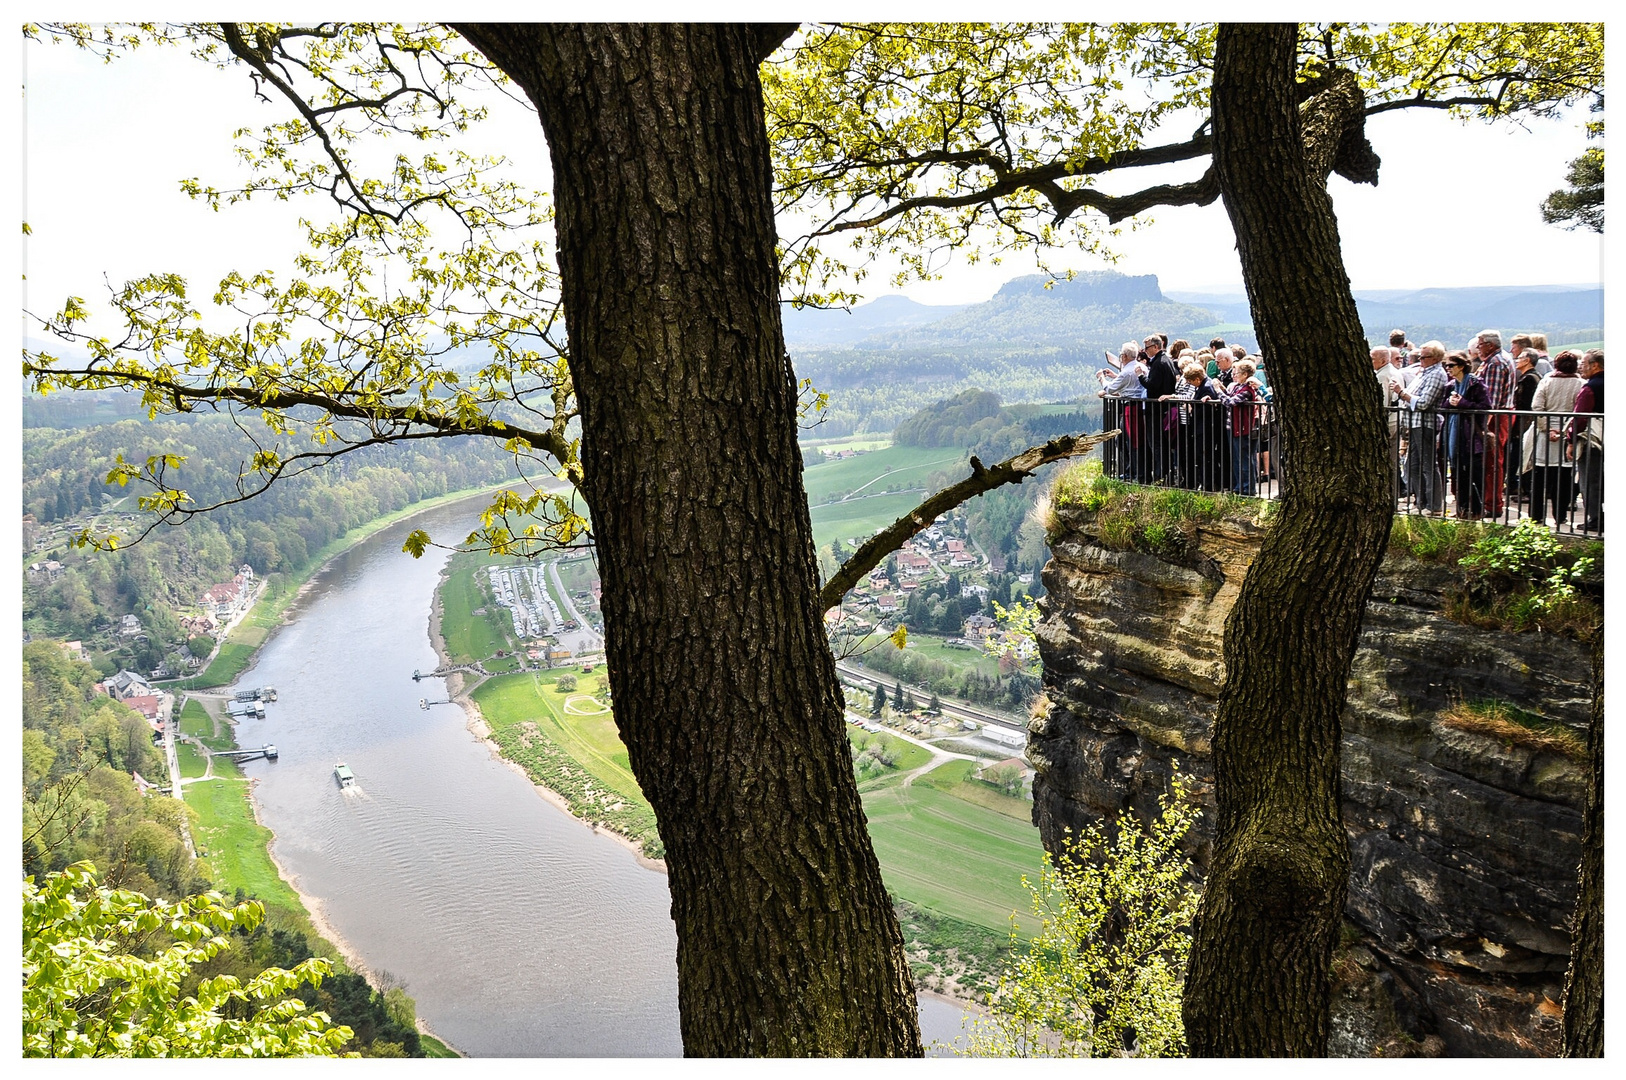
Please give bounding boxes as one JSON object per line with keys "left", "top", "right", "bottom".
{"left": 21, "top": 641, "right": 429, "bottom": 1056}
{"left": 860, "top": 641, "right": 1042, "bottom": 710}
{"left": 795, "top": 350, "right": 1100, "bottom": 436}
{"left": 23, "top": 413, "right": 520, "bottom": 673}
{"left": 894, "top": 388, "right": 1099, "bottom": 456}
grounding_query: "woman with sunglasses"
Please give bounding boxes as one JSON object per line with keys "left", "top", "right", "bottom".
{"left": 1439, "top": 352, "right": 1491, "bottom": 518}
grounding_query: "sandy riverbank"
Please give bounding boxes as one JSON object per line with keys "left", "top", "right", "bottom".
{"left": 426, "top": 562, "right": 668, "bottom": 875}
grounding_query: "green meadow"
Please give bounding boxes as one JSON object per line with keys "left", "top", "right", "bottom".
{"left": 471, "top": 669, "right": 662, "bottom": 855}
{"left": 809, "top": 491, "right": 931, "bottom": 551}
{"left": 439, "top": 553, "right": 514, "bottom": 664}
{"left": 802, "top": 443, "right": 966, "bottom": 505}
{"left": 859, "top": 762, "right": 1046, "bottom": 936}
{"left": 184, "top": 754, "right": 309, "bottom": 927}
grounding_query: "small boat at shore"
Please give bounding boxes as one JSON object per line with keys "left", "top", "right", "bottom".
{"left": 334, "top": 763, "right": 355, "bottom": 788}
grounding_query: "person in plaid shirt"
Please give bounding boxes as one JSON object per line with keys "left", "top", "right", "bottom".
{"left": 1474, "top": 330, "right": 1515, "bottom": 517}
{"left": 1398, "top": 342, "right": 1449, "bottom": 512}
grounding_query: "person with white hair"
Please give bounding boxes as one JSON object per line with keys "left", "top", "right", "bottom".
{"left": 1099, "top": 341, "right": 1148, "bottom": 481}
{"left": 1397, "top": 341, "right": 1450, "bottom": 512}
{"left": 1474, "top": 329, "right": 1514, "bottom": 517}
{"left": 1374, "top": 346, "right": 1404, "bottom": 493}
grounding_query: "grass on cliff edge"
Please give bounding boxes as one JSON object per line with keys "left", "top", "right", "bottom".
{"left": 1046, "top": 459, "right": 1263, "bottom": 556}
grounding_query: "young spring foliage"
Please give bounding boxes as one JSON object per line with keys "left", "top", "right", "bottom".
{"left": 964, "top": 774, "right": 1200, "bottom": 1058}
{"left": 23, "top": 862, "right": 354, "bottom": 1057}
{"left": 766, "top": 22, "right": 1602, "bottom": 303}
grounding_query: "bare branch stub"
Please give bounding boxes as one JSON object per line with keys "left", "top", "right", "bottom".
{"left": 818, "top": 430, "right": 1116, "bottom": 613}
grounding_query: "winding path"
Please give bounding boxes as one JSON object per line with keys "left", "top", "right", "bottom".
{"left": 845, "top": 713, "right": 976, "bottom": 788}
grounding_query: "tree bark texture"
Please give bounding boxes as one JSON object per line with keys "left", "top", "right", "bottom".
{"left": 452, "top": 24, "right": 921, "bottom": 1057}
{"left": 1562, "top": 628, "right": 1603, "bottom": 1056}
{"left": 1182, "top": 24, "right": 1395, "bottom": 1056}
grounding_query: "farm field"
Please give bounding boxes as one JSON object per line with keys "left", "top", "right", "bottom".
{"left": 809, "top": 491, "right": 930, "bottom": 551}
{"left": 803, "top": 443, "right": 965, "bottom": 505}
{"left": 858, "top": 762, "right": 1047, "bottom": 936}
{"left": 800, "top": 434, "right": 893, "bottom": 454}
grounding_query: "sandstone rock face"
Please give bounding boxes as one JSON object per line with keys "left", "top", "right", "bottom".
{"left": 1032, "top": 508, "right": 1590, "bottom": 1057}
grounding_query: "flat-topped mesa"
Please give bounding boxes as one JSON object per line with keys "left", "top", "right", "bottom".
{"left": 1031, "top": 494, "right": 1594, "bottom": 1058}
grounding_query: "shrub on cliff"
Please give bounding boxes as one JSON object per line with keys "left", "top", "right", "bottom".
{"left": 964, "top": 774, "right": 1199, "bottom": 1058}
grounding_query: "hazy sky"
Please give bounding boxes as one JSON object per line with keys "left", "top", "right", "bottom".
{"left": 19, "top": 20, "right": 1607, "bottom": 327}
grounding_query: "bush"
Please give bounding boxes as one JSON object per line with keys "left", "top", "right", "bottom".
{"left": 23, "top": 863, "right": 352, "bottom": 1057}
{"left": 1446, "top": 519, "right": 1601, "bottom": 635}
{"left": 964, "top": 773, "right": 1199, "bottom": 1058}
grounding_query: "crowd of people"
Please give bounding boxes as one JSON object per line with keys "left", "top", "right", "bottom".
{"left": 1098, "top": 328, "right": 1605, "bottom": 535}
{"left": 1096, "top": 332, "right": 1277, "bottom": 496}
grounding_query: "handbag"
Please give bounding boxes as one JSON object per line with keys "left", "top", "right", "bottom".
{"left": 1521, "top": 423, "right": 1536, "bottom": 474}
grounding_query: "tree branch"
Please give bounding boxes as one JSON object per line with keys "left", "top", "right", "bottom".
{"left": 803, "top": 135, "right": 1214, "bottom": 236}
{"left": 23, "top": 361, "right": 574, "bottom": 464}
{"left": 751, "top": 24, "right": 801, "bottom": 63}
{"left": 818, "top": 430, "right": 1116, "bottom": 613}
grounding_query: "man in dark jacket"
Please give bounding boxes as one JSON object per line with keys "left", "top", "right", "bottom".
{"left": 1566, "top": 349, "right": 1604, "bottom": 533}
{"left": 1139, "top": 334, "right": 1180, "bottom": 480}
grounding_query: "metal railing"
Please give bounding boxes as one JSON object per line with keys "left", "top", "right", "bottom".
{"left": 1100, "top": 395, "right": 1605, "bottom": 538}
{"left": 1101, "top": 395, "right": 1283, "bottom": 498}
{"left": 1387, "top": 405, "right": 1604, "bottom": 537}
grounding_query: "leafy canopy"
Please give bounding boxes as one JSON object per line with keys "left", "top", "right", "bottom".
{"left": 23, "top": 861, "right": 354, "bottom": 1057}
{"left": 767, "top": 22, "right": 1602, "bottom": 301}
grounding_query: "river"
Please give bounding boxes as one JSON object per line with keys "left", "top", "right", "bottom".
{"left": 229, "top": 495, "right": 975, "bottom": 1056}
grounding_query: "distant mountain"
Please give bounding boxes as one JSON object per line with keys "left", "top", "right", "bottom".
{"left": 781, "top": 294, "right": 970, "bottom": 348}
{"left": 1166, "top": 283, "right": 1604, "bottom": 347}
{"left": 788, "top": 271, "right": 1222, "bottom": 435}
{"left": 855, "top": 272, "right": 1219, "bottom": 351}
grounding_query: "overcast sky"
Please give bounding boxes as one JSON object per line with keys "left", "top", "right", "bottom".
{"left": 19, "top": 21, "right": 1607, "bottom": 327}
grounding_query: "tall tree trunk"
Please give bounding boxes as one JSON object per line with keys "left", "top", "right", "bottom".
{"left": 452, "top": 23, "right": 921, "bottom": 1057}
{"left": 1562, "top": 628, "right": 1603, "bottom": 1056}
{"left": 1182, "top": 23, "right": 1394, "bottom": 1056}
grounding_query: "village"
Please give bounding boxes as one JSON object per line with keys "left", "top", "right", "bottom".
{"left": 823, "top": 513, "right": 1037, "bottom": 664}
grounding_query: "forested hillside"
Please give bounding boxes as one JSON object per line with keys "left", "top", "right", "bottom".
{"left": 21, "top": 639, "right": 434, "bottom": 1057}
{"left": 791, "top": 271, "right": 1219, "bottom": 435}
{"left": 22, "top": 641, "right": 199, "bottom": 895}
{"left": 23, "top": 410, "right": 519, "bottom": 674}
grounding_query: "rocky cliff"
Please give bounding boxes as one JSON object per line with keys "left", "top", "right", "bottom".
{"left": 1030, "top": 503, "right": 1592, "bottom": 1057}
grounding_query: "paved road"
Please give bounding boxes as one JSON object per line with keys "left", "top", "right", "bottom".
{"left": 548, "top": 558, "right": 603, "bottom": 655}
{"left": 161, "top": 698, "right": 198, "bottom": 857}
{"left": 847, "top": 713, "right": 977, "bottom": 787}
